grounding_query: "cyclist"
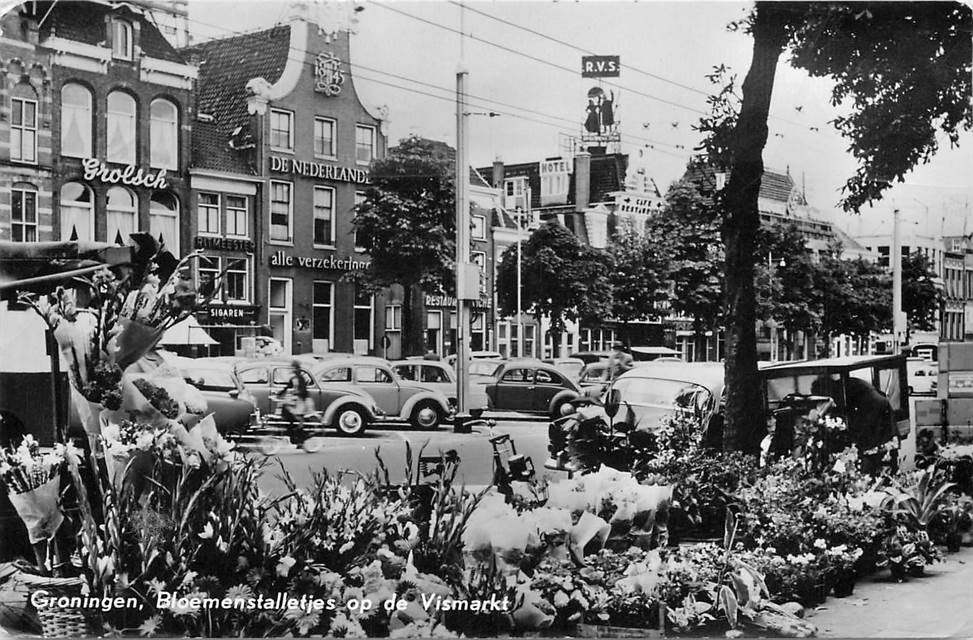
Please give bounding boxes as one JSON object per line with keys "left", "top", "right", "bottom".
{"left": 279, "top": 361, "right": 312, "bottom": 446}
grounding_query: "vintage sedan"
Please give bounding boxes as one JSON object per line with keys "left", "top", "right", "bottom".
{"left": 312, "top": 357, "right": 453, "bottom": 429}
{"left": 235, "top": 359, "right": 381, "bottom": 436}
{"left": 178, "top": 362, "right": 257, "bottom": 436}
{"left": 484, "top": 359, "right": 582, "bottom": 418}
{"left": 391, "top": 360, "right": 489, "bottom": 412}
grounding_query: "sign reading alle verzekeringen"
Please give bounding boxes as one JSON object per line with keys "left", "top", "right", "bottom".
{"left": 269, "top": 156, "right": 369, "bottom": 183}
{"left": 581, "top": 55, "right": 621, "bottom": 78}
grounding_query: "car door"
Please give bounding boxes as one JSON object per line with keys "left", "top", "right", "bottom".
{"left": 493, "top": 367, "right": 533, "bottom": 410}
{"left": 237, "top": 365, "right": 271, "bottom": 414}
{"left": 533, "top": 368, "right": 567, "bottom": 412}
{"left": 355, "top": 365, "right": 400, "bottom": 416}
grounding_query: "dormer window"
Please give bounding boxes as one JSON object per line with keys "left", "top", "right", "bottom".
{"left": 112, "top": 19, "right": 133, "bottom": 60}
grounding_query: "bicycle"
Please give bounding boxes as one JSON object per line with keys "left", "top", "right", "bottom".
{"left": 253, "top": 394, "right": 328, "bottom": 455}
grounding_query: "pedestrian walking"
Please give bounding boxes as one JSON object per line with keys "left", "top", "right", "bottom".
{"left": 279, "top": 360, "right": 312, "bottom": 446}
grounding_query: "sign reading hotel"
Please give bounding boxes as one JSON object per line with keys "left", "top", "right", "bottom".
{"left": 269, "top": 250, "right": 369, "bottom": 272}
{"left": 581, "top": 55, "right": 620, "bottom": 78}
{"left": 269, "top": 156, "right": 369, "bottom": 184}
{"left": 82, "top": 158, "right": 168, "bottom": 189}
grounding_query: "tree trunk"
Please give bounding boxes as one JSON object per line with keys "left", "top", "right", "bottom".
{"left": 401, "top": 283, "right": 426, "bottom": 357}
{"left": 722, "top": 3, "right": 790, "bottom": 453}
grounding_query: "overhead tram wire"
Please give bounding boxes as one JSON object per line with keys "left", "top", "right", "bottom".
{"left": 183, "top": 14, "right": 694, "bottom": 160}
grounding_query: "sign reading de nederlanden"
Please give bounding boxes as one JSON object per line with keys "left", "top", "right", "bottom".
{"left": 269, "top": 156, "right": 370, "bottom": 184}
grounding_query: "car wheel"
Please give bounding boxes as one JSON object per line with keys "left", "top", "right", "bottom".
{"left": 258, "top": 436, "right": 286, "bottom": 456}
{"left": 302, "top": 437, "right": 326, "bottom": 453}
{"left": 411, "top": 401, "right": 443, "bottom": 430}
{"left": 551, "top": 399, "right": 575, "bottom": 419}
{"left": 335, "top": 407, "right": 367, "bottom": 437}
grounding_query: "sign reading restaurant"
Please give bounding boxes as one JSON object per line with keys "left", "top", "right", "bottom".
{"left": 269, "top": 156, "right": 369, "bottom": 184}
{"left": 269, "top": 250, "right": 369, "bottom": 271}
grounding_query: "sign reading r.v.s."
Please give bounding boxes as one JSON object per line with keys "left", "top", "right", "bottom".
{"left": 582, "top": 55, "right": 620, "bottom": 78}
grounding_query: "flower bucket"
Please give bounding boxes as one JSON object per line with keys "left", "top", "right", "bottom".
{"left": 831, "top": 571, "right": 856, "bottom": 598}
{"left": 8, "top": 477, "right": 65, "bottom": 545}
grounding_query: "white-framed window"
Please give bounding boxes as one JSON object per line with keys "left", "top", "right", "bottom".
{"left": 149, "top": 191, "right": 179, "bottom": 255}
{"left": 313, "top": 186, "right": 335, "bottom": 247}
{"left": 59, "top": 182, "right": 94, "bottom": 242}
{"left": 225, "top": 256, "right": 250, "bottom": 302}
{"left": 353, "top": 191, "right": 366, "bottom": 252}
{"left": 270, "top": 181, "right": 292, "bottom": 242}
{"left": 111, "top": 19, "right": 133, "bottom": 60}
{"left": 10, "top": 96, "right": 37, "bottom": 163}
{"left": 197, "top": 192, "right": 220, "bottom": 235}
{"left": 107, "top": 90, "right": 137, "bottom": 164}
{"left": 61, "top": 83, "right": 93, "bottom": 158}
{"left": 268, "top": 277, "right": 292, "bottom": 353}
{"left": 472, "top": 214, "right": 486, "bottom": 240}
{"left": 11, "top": 184, "right": 38, "bottom": 243}
{"left": 313, "top": 281, "right": 334, "bottom": 348}
{"left": 226, "top": 195, "right": 248, "bottom": 238}
{"left": 503, "top": 176, "right": 527, "bottom": 212}
{"left": 197, "top": 255, "right": 220, "bottom": 294}
{"left": 355, "top": 124, "right": 375, "bottom": 164}
{"left": 472, "top": 250, "right": 487, "bottom": 296}
{"left": 269, "top": 108, "right": 293, "bottom": 152}
{"left": 107, "top": 186, "right": 137, "bottom": 244}
{"left": 354, "top": 286, "right": 373, "bottom": 351}
{"left": 314, "top": 116, "right": 336, "bottom": 158}
{"left": 150, "top": 98, "right": 178, "bottom": 170}
{"left": 385, "top": 304, "right": 402, "bottom": 331}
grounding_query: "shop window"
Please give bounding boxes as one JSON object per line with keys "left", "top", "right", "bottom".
{"left": 150, "top": 191, "right": 179, "bottom": 255}
{"left": 270, "top": 109, "right": 293, "bottom": 152}
{"left": 226, "top": 195, "right": 248, "bottom": 237}
{"left": 150, "top": 98, "right": 178, "bottom": 170}
{"left": 313, "top": 281, "right": 334, "bottom": 345}
{"left": 59, "top": 182, "right": 94, "bottom": 242}
{"left": 198, "top": 192, "right": 220, "bottom": 235}
{"left": 270, "top": 181, "right": 292, "bottom": 242}
{"left": 11, "top": 184, "right": 38, "bottom": 242}
{"left": 10, "top": 92, "right": 37, "bottom": 163}
{"left": 111, "top": 19, "right": 133, "bottom": 60}
{"left": 226, "top": 257, "right": 249, "bottom": 302}
{"left": 354, "top": 287, "right": 373, "bottom": 349}
{"left": 355, "top": 124, "right": 375, "bottom": 164}
{"left": 107, "top": 186, "right": 137, "bottom": 244}
{"left": 61, "top": 83, "right": 93, "bottom": 158}
{"left": 314, "top": 117, "right": 336, "bottom": 157}
{"left": 313, "top": 186, "right": 335, "bottom": 246}
{"left": 107, "top": 90, "right": 136, "bottom": 164}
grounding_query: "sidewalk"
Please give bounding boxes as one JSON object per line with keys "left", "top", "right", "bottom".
{"left": 804, "top": 546, "right": 973, "bottom": 638}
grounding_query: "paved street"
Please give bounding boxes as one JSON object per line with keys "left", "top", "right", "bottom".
{"left": 240, "top": 416, "right": 562, "bottom": 496}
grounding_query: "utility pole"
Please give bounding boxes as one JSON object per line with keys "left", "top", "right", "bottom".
{"left": 454, "top": 63, "right": 473, "bottom": 433}
{"left": 892, "top": 207, "right": 905, "bottom": 352}
{"left": 516, "top": 204, "right": 523, "bottom": 358}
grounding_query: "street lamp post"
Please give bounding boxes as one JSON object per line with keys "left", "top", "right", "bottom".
{"left": 516, "top": 206, "right": 523, "bottom": 358}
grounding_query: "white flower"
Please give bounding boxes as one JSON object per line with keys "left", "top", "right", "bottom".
{"left": 199, "top": 523, "right": 214, "bottom": 539}
{"left": 813, "top": 538, "right": 827, "bottom": 550}
{"left": 276, "top": 556, "right": 297, "bottom": 577}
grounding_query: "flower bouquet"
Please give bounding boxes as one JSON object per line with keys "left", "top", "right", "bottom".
{"left": 0, "top": 437, "right": 66, "bottom": 547}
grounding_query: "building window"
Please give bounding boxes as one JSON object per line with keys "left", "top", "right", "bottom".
{"left": 353, "top": 191, "right": 366, "bottom": 251}
{"left": 10, "top": 96, "right": 37, "bottom": 163}
{"left": 385, "top": 304, "right": 402, "bottom": 331}
{"left": 61, "top": 83, "right": 93, "bottom": 158}
{"left": 225, "top": 257, "right": 250, "bottom": 302}
{"left": 472, "top": 214, "right": 486, "bottom": 240}
{"left": 226, "top": 195, "right": 248, "bottom": 237}
{"left": 106, "top": 186, "right": 137, "bottom": 244}
{"left": 59, "top": 182, "right": 94, "bottom": 242}
{"left": 270, "top": 181, "right": 292, "bottom": 242}
{"left": 354, "top": 287, "right": 373, "bottom": 350}
{"left": 472, "top": 250, "right": 487, "bottom": 296}
{"left": 197, "top": 255, "right": 220, "bottom": 293}
{"left": 107, "top": 90, "right": 137, "bottom": 165}
{"left": 270, "top": 109, "right": 293, "bottom": 152}
{"left": 11, "top": 185, "right": 38, "bottom": 242}
{"left": 313, "top": 281, "right": 334, "bottom": 347}
{"left": 313, "top": 186, "right": 335, "bottom": 246}
{"left": 314, "top": 117, "right": 336, "bottom": 157}
{"left": 150, "top": 98, "right": 178, "bottom": 170}
{"left": 268, "top": 278, "right": 292, "bottom": 353}
{"left": 150, "top": 191, "right": 179, "bottom": 255}
{"left": 111, "top": 19, "right": 133, "bottom": 60}
{"left": 198, "top": 192, "right": 220, "bottom": 235}
{"left": 503, "top": 177, "right": 527, "bottom": 211}
{"left": 355, "top": 124, "right": 375, "bottom": 164}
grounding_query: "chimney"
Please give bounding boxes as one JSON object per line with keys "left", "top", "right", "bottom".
{"left": 574, "top": 152, "right": 591, "bottom": 212}
{"left": 492, "top": 157, "right": 504, "bottom": 190}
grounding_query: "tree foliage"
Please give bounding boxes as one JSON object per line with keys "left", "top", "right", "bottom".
{"left": 817, "top": 252, "right": 892, "bottom": 349}
{"left": 754, "top": 222, "right": 821, "bottom": 340}
{"left": 607, "top": 220, "right": 673, "bottom": 330}
{"left": 496, "top": 221, "right": 613, "bottom": 352}
{"left": 902, "top": 251, "right": 943, "bottom": 332}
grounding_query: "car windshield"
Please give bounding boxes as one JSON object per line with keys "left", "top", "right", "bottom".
{"left": 183, "top": 369, "right": 236, "bottom": 391}
{"left": 612, "top": 378, "right": 714, "bottom": 414}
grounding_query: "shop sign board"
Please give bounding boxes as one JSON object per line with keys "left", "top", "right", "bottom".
{"left": 201, "top": 304, "right": 260, "bottom": 325}
{"left": 82, "top": 158, "right": 168, "bottom": 189}
{"left": 581, "top": 55, "right": 620, "bottom": 78}
{"left": 948, "top": 371, "right": 973, "bottom": 396}
{"left": 194, "top": 236, "right": 255, "bottom": 252}
{"left": 269, "top": 250, "right": 369, "bottom": 272}
{"left": 269, "top": 156, "right": 369, "bottom": 184}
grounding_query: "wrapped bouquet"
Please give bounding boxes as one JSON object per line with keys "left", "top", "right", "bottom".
{"left": 0, "top": 436, "right": 66, "bottom": 544}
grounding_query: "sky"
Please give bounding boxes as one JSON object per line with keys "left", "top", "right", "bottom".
{"left": 187, "top": 0, "right": 973, "bottom": 236}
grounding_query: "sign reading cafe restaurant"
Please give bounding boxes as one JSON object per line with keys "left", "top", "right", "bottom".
{"left": 269, "top": 156, "right": 369, "bottom": 184}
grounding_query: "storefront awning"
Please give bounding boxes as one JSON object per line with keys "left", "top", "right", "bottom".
{"left": 159, "top": 316, "right": 218, "bottom": 346}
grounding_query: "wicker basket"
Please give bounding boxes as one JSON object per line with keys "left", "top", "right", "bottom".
{"left": 15, "top": 571, "right": 90, "bottom": 638}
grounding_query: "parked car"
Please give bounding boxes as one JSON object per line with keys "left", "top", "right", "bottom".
{"left": 543, "top": 357, "right": 586, "bottom": 381}
{"left": 391, "top": 360, "right": 489, "bottom": 412}
{"left": 606, "top": 362, "right": 726, "bottom": 431}
{"left": 177, "top": 362, "right": 257, "bottom": 435}
{"left": 235, "top": 359, "right": 382, "bottom": 436}
{"left": 630, "top": 346, "right": 683, "bottom": 361}
{"left": 569, "top": 351, "right": 612, "bottom": 365}
{"left": 468, "top": 359, "right": 504, "bottom": 379}
{"left": 484, "top": 359, "right": 582, "bottom": 418}
{"left": 445, "top": 350, "right": 505, "bottom": 368}
{"left": 906, "top": 357, "right": 938, "bottom": 395}
{"left": 312, "top": 357, "right": 453, "bottom": 429}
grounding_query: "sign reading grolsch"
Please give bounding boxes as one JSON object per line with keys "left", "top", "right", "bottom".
{"left": 582, "top": 55, "right": 620, "bottom": 78}
{"left": 82, "top": 158, "right": 167, "bottom": 189}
